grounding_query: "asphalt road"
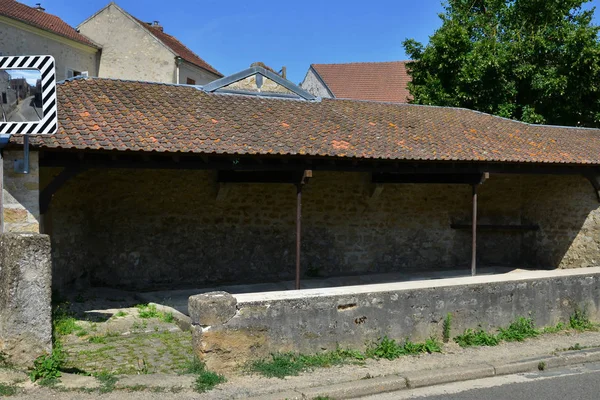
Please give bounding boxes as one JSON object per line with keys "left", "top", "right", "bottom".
{"left": 360, "top": 362, "right": 600, "bottom": 399}
{"left": 7, "top": 95, "right": 42, "bottom": 122}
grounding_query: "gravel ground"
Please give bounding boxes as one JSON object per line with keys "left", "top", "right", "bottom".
{"left": 5, "top": 329, "right": 600, "bottom": 399}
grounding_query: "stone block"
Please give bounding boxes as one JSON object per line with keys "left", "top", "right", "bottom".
{"left": 3, "top": 208, "right": 28, "bottom": 223}
{"left": 0, "top": 233, "right": 52, "bottom": 367}
{"left": 188, "top": 291, "right": 237, "bottom": 326}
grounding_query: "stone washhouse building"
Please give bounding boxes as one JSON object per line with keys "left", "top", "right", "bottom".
{"left": 1, "top": 65, "right": 600, "bottom": 294}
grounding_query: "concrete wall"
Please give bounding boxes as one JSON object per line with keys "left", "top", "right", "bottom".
{"left": 190, "top": 268, "right": 600, "bottom": 372}
{"left": 2, "top": 150, "right": 40, "bottom": 233}
{"left": 0, "top": 18, "right": 99, "bottom": 82}
{"left": 0, "top": 233, "right": 52, "bottom": 367}
{"left": 300, "top": 68, "right": 333, "bottom": 98}
{"left": 41, "top": 168, "right": 600, "bottom": 291}
{"left": 178, "top": 60, "right": 219, "bottom": 85}
{"left": 78, "top": 4, "right": 176, "bottom": 83}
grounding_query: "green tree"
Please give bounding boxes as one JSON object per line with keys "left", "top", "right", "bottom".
{"left": 403, "top": 0, "right": 600, "bottom": 127}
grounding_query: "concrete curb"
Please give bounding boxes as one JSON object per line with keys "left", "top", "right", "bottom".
{"left": 149, "top": 302, "right": 192, "bottom": 331}
{"left": 246, "top": 347, "right": 600, "bottom": 400}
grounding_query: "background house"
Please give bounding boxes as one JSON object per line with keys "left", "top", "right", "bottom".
{"left": 77, "top": 2, "right": 222, "bottom": 85}
{"left": 0, "top": 0, "right": 100, "bottom": 81}
{"left": 301, "top": 61, "right": 412, "bottom": 103}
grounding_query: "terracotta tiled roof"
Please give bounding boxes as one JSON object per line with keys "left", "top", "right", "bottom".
{"left": 133, "top": 17, "right": 222, "bottom": 77}
{"left": 0, "top": 0, "right": 98, "bottom": 47}
{"left": 311, "top": 61, "right": 412, "bottom": 103}
{"left": 25, "top": 78, "right": 600, "bottom": 165}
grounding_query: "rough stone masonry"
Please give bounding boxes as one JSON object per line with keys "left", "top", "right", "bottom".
{"left": 0, "top": 233, "right": 52, "bottom": 366}
{"left": 189, "top": 268, "right": 600, "bottom": 372}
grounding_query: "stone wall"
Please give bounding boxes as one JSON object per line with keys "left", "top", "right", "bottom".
{"left": 300, "top": 67, "right": 333, "bottom": 98}
{"left": 2, "top": 150, "right": 40, "bottom": 233}
{"left": 43, "top": 168, "right": 600, "bottom": 291}
{"left": 78, "top": 4, "right": 177, "bottom": 83}
{"left": 0, "top": 19, "right": 99, "bottom": 81}
{"left": 178, "top": 60, "right": 220, "bottom": 85}
{"left": 190, "top": 268, "right": 600, "bottom": 372}
{"left": 0, "top": 233, "right": 52, "bottom": 367}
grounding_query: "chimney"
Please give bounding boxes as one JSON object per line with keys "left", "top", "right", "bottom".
{"left": 34, "top": 3, "right": 45, "bottom": 11}
{"left": 152, "top": 21, "right": 163, "bottom": 32}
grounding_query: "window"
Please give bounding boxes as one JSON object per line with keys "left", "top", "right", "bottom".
{"left": 186, "top": 78, "right": 196, "bottom": 85}
{"left": 67, "top": 69, "right": 89, "bottom": 79}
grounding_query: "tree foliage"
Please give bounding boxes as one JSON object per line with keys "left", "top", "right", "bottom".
{"left": 403, "top": 0, "right": 600, "bottom": 127}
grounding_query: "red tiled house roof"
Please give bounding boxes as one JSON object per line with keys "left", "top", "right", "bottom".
{"left": 133, "top": 17, "right": 222, "bottom": 77}
{"left": 0, "top": 0, "right": 98, "bottom": 47}
{"left": 311, "top": 61, "right": 412, "bottom": 103}
{"left": 23, "top": 77, "right": 600, "bottom": 166}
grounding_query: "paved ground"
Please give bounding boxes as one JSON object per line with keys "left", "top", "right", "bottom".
{"left": 57, "top": 289, "right": 193, "bottom": 375}
{"left": 7, "top": 95, "right": 42, "bottom": 122}
{"left": 3, "top": 328, "right": 600, "bottom": 399}
{"left": 361, "top": 362, "right": 600, "bottom": 399}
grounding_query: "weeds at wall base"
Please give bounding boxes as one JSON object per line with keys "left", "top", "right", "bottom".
{"left": 249, "top": 337, "right": 442, "bottom": 379}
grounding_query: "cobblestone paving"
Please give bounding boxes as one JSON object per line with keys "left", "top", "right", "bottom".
{"left": 63, "top": 330, "right": 193, "bottom": 375}
{"left": 58, "top": 288, "right": 195, "bottom": 375}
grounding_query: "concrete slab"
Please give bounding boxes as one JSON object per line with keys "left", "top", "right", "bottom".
{"left": 137, "top": 267, "right": 521, "bottom": 315}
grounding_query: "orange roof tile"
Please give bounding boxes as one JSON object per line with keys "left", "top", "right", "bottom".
{"left": 133, "top": 17, "right": 222, "bottom": 77}
{"left": 312, "top": 61, "right": 411, "bottom": 103}
{"left": 0, "top": 0, "right": 98, "bottom": 47}
{"left": 21, "top": 77, "right": 600, "bottom": 166}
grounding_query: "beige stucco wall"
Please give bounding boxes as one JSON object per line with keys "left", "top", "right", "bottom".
{"left": 300, "top": 68, "right": 333, "bottom": 98}
{"left": 78, "top": 4, "right": 176, "bottom": 83}
{"left": 2, "top": 150, "right": 39, "bottom": 233}
{"left": 0, "top": 19, "right": 98, "bottom": 82}
{"left": 178, "top": 60, "right": 219, "bottom": 85}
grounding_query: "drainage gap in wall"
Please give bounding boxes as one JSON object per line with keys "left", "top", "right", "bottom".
{"left": 338, "top": 303, "right": 357, "bottom": 311}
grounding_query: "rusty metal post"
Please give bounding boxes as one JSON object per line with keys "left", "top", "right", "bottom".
{"left": 471, "top": 184, "right": 478, "bottom": 276}
{"left": 295, "top": 183, "right": 302, "bottom": 290}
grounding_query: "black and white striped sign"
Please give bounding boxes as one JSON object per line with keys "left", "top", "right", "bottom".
{"left": 0, "top": 55, "right": 57, "bottom": 135}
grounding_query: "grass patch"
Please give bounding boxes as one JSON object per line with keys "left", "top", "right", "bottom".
{"left": 250, "top": 338, "right": 440, "bottom": 378}
{"left": 95, "top": 371, "right": 118, "bottom": 394}
{"left": 454, "top": 328, "right": 499, "bottom": 347}
{"left": 88, "top": 335, "right": 106, "bottom": 344}
{"left": 136, "top": 304, "right": 161, "bottom": 319}
{"left": 195, "top": 370, "right": 226, "bottom": 393}
{"left": 0, "top": 383, "right": 17, "bottom": 396}
{"left": 366, "top": 336, "right": 441, "bottom": 360}
{"left": 542, "top": 322, "right": 566, "bottom": 334}
{"left": 53, "top": 304, "right": 83, "bottom": 337}
{"left": 569, "top": 307, "right": 595, "bottom": 331}
{"left": 443, "top": 313, "right": 452, "bottom": 343}
{"left": 113, "top": 311, "right": 128, "bottom": 318}
{"left": 182, "top": 357, "right": 207, "bottom": 374}
{"left": 183, "top": 357, "right": 226, "bottom": 393}
{"left": 497, "top": 317, "right": 539, "bottom": 342}
{"left": 136, "top": 304, "right": 177, "bottom": 324}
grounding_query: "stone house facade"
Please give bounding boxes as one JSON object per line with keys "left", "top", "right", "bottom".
{"left": 77, "top": 2, "right": 222, "bottom": 84}
{"left": 0, "top": 0, "right": 100, "bottom": 81}
{"left": 2, "top": 66, "right": 600, "bottom": 293}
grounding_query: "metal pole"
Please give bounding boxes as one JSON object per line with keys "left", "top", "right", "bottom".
{"left": 295, "top": 183, "right": 302, "bottom": 290}
{"left": 23, "top": 134, "right": 29, "bottom": 174}
{"left": 471, "top": 184, "right": 478, "bottom": 276}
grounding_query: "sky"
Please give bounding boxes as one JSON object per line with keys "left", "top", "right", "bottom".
{"left": 7, "top": 69, "right": 40, "bottom": 85}
{"left": 18, "top": 0, "right": 600, "bottom": 84}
